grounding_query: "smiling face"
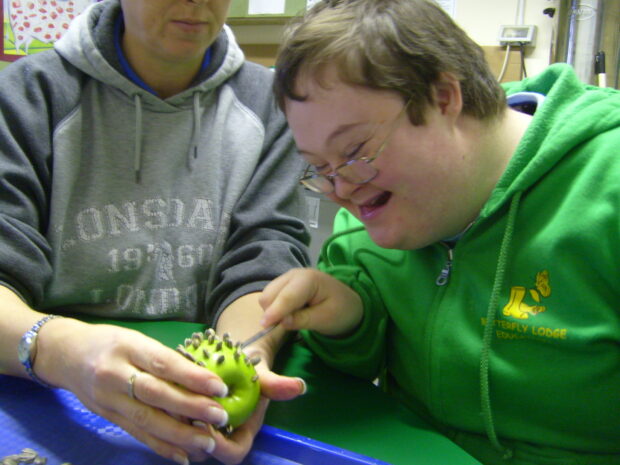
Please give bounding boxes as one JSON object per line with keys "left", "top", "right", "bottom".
{"left": 286, "top": 66, "right": 488, "bottom": 250}
{"left": 120, "top": 0, "right": 231, "bottom": 67}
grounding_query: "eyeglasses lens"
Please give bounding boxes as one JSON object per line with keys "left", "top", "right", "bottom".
{"left": 338, "top": 160, "right": 377, "bottom": 184}
{"left": 301, "top": 176, "right": 334, "bottom": 193}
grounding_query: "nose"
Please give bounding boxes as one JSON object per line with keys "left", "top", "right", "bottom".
{"left": 332, "top": 176, "right": 358, "bottom": 200}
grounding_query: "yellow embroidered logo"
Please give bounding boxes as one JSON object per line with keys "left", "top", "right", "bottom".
{"left": 503, "top": 270, "right": 551, "bottom": 319}
{"left": 481, "top": 270, "right": 568, "bottom": 341}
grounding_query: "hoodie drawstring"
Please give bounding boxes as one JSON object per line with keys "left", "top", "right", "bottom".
{"left": 133, "top": 94, "right": 143, "bottom": 183}
{"left": 480, "top": 191, "right": 522, "bottom": 461}
{"left": 320, "top": 197, "right": 523, "bottom": 459}
{"left": 133, "top": 92, "right": 202, "bottom": 183}
{"left": 188, "top": 92, "right": 202, "bottom": 170}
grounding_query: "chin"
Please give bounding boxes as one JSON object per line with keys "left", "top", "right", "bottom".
{"left": 367, "top": 229, "right": 405, "bottom": 250}
{"left": 368, "top": 227, "right": 431, "bottom": 251}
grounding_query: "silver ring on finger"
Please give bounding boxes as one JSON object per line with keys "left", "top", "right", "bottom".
{"left": 127, "top": 371, "right": 141, "bottom": 400}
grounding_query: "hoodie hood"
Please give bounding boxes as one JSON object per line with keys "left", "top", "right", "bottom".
{"left": 53, "top": 0, "right": 245, "bottom": 181}
{"left": 482, "top": 63, "right": 620, "bottom": 218}
{"left": 54, "top": 0, "right": 245, "bottom": 106}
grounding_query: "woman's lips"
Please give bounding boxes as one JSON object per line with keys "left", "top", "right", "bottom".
{"left": 172, "top": 20, "right": 207, "bottom": 33}
{"left": 359, "top": 191, "right": 391, "bottom": 220}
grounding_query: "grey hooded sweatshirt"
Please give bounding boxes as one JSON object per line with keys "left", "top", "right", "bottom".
{"left": 0, "top": 1, "right": 310, "bottom": 323}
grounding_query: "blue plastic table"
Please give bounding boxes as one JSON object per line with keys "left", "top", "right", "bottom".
{"left": 0, "top": 320, "right": 482, "bottom": 465}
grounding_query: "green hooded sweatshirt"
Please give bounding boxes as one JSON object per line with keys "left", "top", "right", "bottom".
{"left": 303, "top": 64, "right": 620, "bottom": 465}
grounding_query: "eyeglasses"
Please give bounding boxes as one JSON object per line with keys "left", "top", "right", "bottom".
{"left": 299, "top": 98, "right": 412, "bottom": 195}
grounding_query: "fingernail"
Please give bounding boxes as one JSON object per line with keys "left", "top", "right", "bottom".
{"left": 194, "top": 435, "right": 216, "bottom": 454}
{"left": 297, "top": 377, "right": 307, "bottom": 395}
{"left": 206, "top": 379, "right": 228, "bottom": 397}
{"left": 208, "top": 406, "right": 229, "bottom": 427}
{"left": 192, "top": 420, "right": 208, "bottom": 430}
{"left": 173, "top": 453, "right": 189, "bottom": 465}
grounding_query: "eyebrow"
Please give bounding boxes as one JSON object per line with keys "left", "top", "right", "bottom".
{"left": 297, "top": 121, "right": 364, "bottom": 158}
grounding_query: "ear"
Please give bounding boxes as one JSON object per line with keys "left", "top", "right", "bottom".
{"left": 432, "top": 72, "right": 463, "bottom": 118}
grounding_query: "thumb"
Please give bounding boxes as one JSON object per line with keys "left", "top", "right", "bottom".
{"left": 258, "top": 369, "right": 307, "bottom": 401}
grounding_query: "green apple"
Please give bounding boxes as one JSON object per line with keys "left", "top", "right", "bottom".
{"left": 176, "top": 329, "right": 261, "bottom": 429}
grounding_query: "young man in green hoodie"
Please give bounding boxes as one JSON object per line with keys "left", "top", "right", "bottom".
{"left": 260, "top": 0, "right": 620, "bottom": 464}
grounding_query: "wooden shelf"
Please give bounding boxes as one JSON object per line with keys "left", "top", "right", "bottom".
{"left": 227, "top": 16, "right": 291, "bottom": 26}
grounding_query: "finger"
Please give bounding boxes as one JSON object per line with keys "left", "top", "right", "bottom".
{"left": 99, "top": 398, "right": 216, "bottom": 465}
{"left": 259, "top": 272, "right": 293, "bottom": 309}
{"left": 261, "top": 271, "right": 319, "bottom": 327}
{"left": 126, "top": 370, "right": 229, "bottom": 428}
{"left": 124, "top": 334, "right": 229, "bottom": 397}
{"left": 279, "top": 303, "right": 327, "bottom": 331}
{"left": 256, "top": 368, "right": 307, "bottom": 401}
{"left": 209, "top": 398, "right": 269, "bottom": 465}
{"left": 281, "top": 298, "right": 351, "bottom": 334}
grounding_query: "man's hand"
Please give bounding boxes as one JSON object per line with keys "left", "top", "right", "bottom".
{"left": 260, "top": 268, "right": 363, "bottom": 337}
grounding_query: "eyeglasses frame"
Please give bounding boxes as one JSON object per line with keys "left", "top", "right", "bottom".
{"left": 299, "top": 97, "right": 412, "bottom": 194}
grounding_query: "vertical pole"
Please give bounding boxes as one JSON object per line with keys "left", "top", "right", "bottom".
{"left": 566, "top": 0, "right": 578, "bottom": 65}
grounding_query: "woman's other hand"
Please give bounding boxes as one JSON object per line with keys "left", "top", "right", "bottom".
{"left": 36, "top": 319, "right": 231, "bottom": 464}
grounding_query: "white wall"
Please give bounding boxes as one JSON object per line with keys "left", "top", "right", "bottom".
{"left": 229, "top": 0, "right": 557, "bottom": 76}
{"left": 456, "top": 0, "right": 556, "bottom": 76}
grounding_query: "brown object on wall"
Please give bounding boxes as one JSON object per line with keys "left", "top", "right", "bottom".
{"left": 483, "top": 46, "right": 524, "bottom": 83}
{"left": 239, "top": 44, "right": 524, "bottom": 83}
{"left": 239, "top": 44, "right": 280, "bottom": 68}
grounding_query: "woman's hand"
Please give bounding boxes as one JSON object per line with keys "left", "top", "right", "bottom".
{"left": 259, "top": 268, "right": 363, "bottom": 337}
{"left": 35, "top": 318, "right": 232, "bottom": 464}
{"left": 204, "top": 358, "right": 306, "bottom": 464}
{"left": 202, "top": 291, "right": 307, "bottom": 464}
{"left": 34, "top": 316, "right": 307, "bottom": 465}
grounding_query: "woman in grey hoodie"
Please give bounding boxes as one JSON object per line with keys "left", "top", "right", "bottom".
{"left": 0, "top": 1, "right": 310, "bottom": 463}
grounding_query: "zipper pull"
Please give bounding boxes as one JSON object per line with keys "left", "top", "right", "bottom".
{"left": 436, "top": 247, "right": 454, "bottom": 286}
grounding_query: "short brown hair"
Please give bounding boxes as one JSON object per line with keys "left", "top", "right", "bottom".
{"left": 274, "top": 0, "right": 506, "bottom": 124}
